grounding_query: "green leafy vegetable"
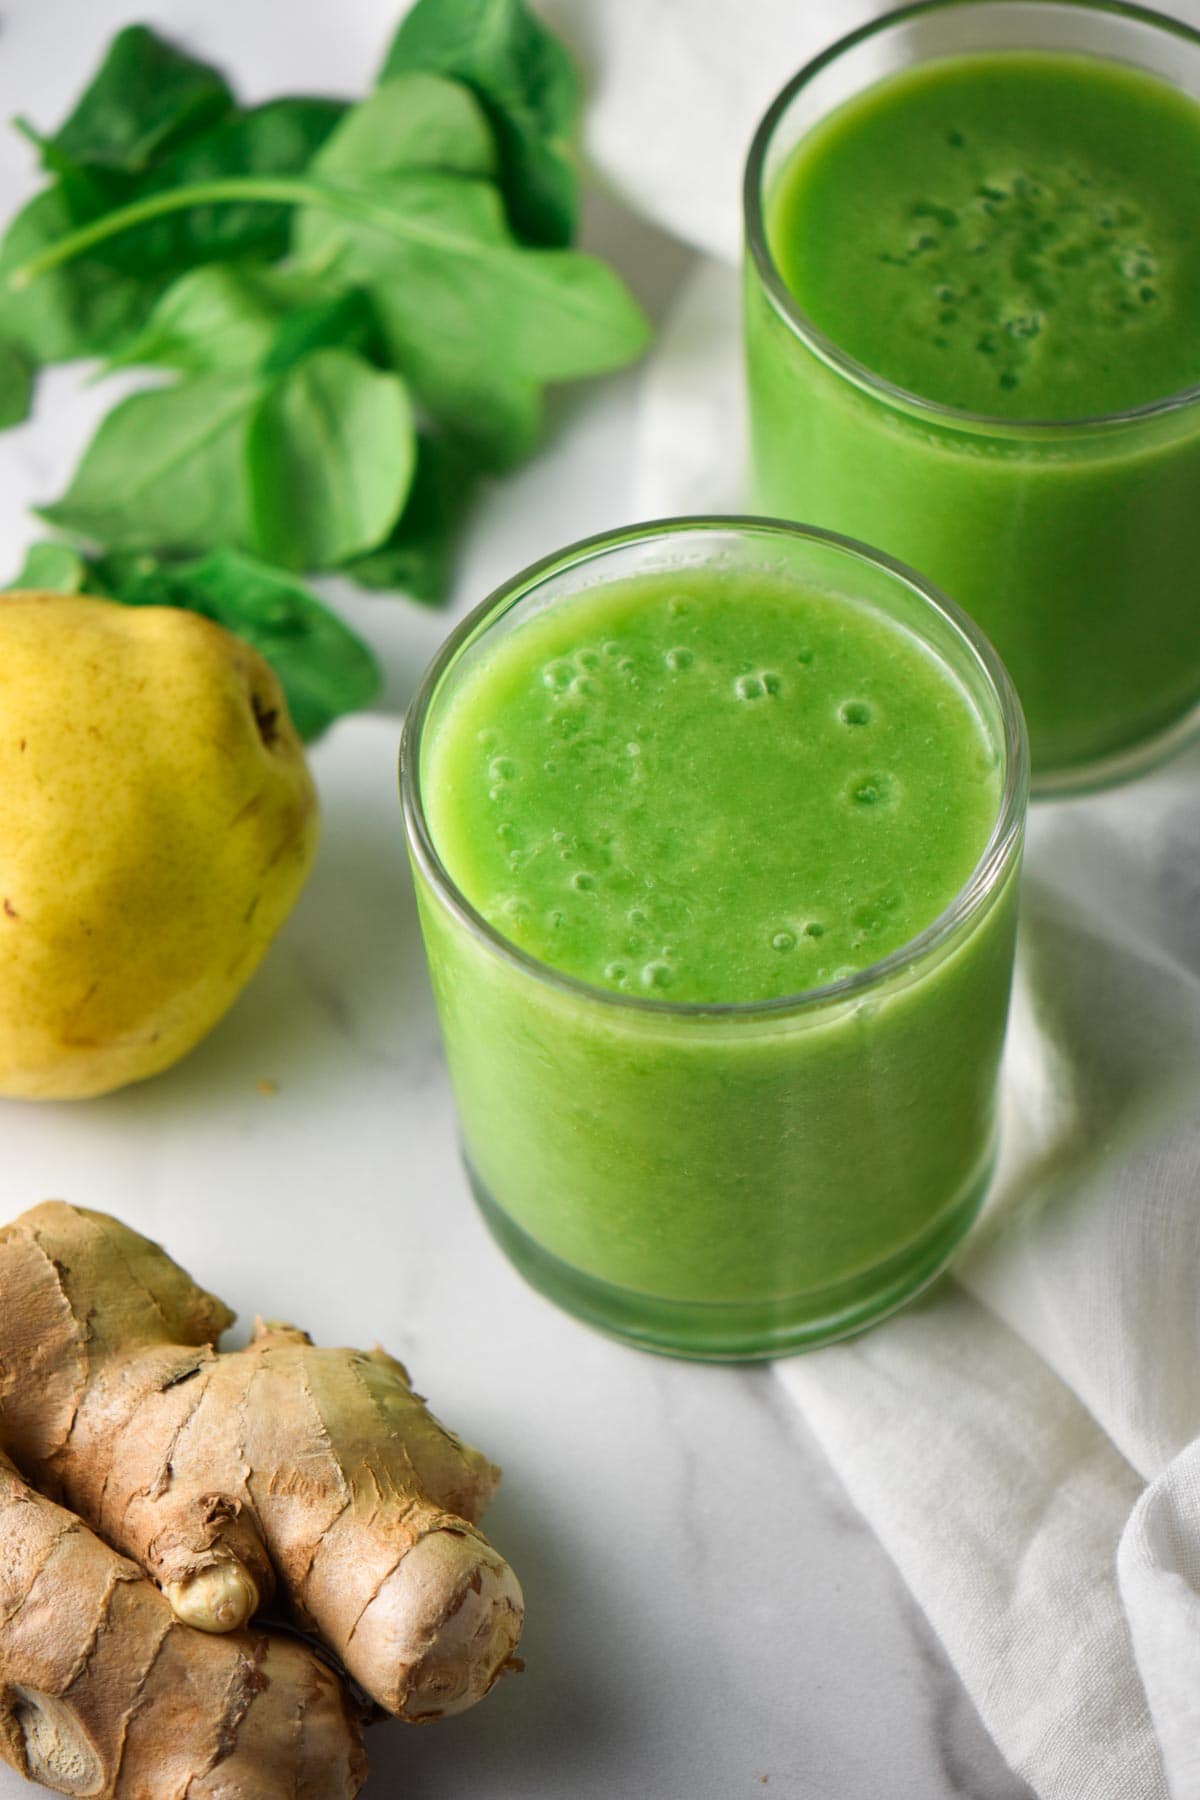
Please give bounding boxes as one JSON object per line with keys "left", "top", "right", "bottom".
{"left": 245, "top": 347, "right": 414, "bottom": 569}
{"left": 293, "top": 145, "right": 649, "bottom": 462}
{"left": 0, "top": 24, "right": 246, "bottom": 361}
{"left": 110, "top": 97, "right": 347, "bottom": 275}
{"left": 1, "top": 0, "right": 651, "bottom": 731}
{"left": 45, "top": 342, "right": 417, "bottom": 572}
{"left": 0, "top": 186, "right": 152, "bottom": 362}
{"left": 40, "top": 372, "right": 258, "bottom": 553}
{"left": 0, "top": 34, "right": 345, "bottom": 365}
{"left": 16, "top": 166, "right": 650, "bottom": 472}
{"left": 48, "top": 24, "right": 234, "bottom": 172}
{"left": 311, "top": 74, "right": 496, "bottom": 183}
{"left": 105, "top": 264, "right": 293, "bottom": 373}
{"left": 261, "top": 287, "right": 377, "bottom": 376}
{"left": 6, "top": 540, "right": 94, "bottom": 592}
{"left": 341, "top": 433, "right": 476, "bottom": 603}
{"left": 23, "top": 169, "right": 649, "bottom": 383}
{"left": 0, "top": 344, "right": 34, "bottom": 429}
{"left": 107, "top": 264, "right": 328, "bottom": 374}
{"left": 380, "top": 0, "right": 581, "bottom": 247}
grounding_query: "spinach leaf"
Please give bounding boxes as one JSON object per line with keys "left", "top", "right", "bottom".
{"left": 0, "top": 100, "right": 345, "bottom": 365}
{"left": 380, "top": 0, "right": 580, "bottom": 247}
{"left": 17, "top": 163, "right": 649, "bottom": 467}
{"left": 107, "top": 264, "right": 328, "bottom": 374}
{"left": 0, "top": 344, "right": 34, "bottom": 429}
{"left": 245, "top": 347, "right": 415, "bottom": 569}
{"left": 49, "top": 25, "right": 234, "bottom": 172}
{"left": 40, "top": 372, "right": 259, "bottom": 553}
{"left": 311, "top": 74, "right": 496, "bottom": 183}
{"left": 106, "top": 259, "right": 375, "bottom": 383}
{"left": 317, "top": 210, "right": 543, "bottom": 468}
{"left": 293, "top": 169, "right": 648, "bottom": 460}
{"left": 262, "top": 288, "right": 379, "bottom": 377}
{"left": 340, "top": 433, "right": 475, "bottom": 602}
{"left": 0, "top": 186, "right": 155, "bottom": 361}
{"left": 295, "top": 73, "right": 544, "bottom": 464}
{"left": 96, "top": 98, "right": 348, "bottom": 279}
{"left": 43, "top": 343, "right": 417, "bottom": 572}
{"left": 288, "top": 172, "right": 648, "bottom": 381}
{"left": 6, "top": 539, "right": 96, "bottom": 593}
{"left": 24, "top": 142, "right": 136, "bottom": 231}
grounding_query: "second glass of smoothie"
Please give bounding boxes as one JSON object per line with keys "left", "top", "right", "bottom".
{"left": 402, "top": 519, "right": 1027, "bottom": 1359}
{"left": 745, "top": 0, "right": 1200, "bottom": 792}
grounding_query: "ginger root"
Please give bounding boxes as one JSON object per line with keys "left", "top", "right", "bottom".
{"left": 0, "top": 1449, "right": 368, "bottom": 1798}
{"left": 0, "top": 1202, "right": 524, "bottom": 1748}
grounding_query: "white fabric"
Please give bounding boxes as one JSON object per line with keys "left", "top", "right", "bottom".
{"left": 576, "top": 6, "right": 1200, "bottom": 1787}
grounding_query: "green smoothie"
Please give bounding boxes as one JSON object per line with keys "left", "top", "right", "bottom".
{"left": 771, "top": 52, "right": 1200, "bottom": 419}
{"left": 746, "top": 39, "right": 1200, "bottom": 782}
{"left": 423, "top": 570, "right": 998, "bottom": 1002}
{"left": 404, "top": 524, "right": 1026, "bottom": 1358}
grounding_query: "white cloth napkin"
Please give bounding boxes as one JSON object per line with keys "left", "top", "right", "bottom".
{"left": 557, "top": 4, "right": 1200, "bottom": 1791}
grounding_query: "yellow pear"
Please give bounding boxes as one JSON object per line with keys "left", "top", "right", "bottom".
{"left": 0, "top": 592, "right": 319, "bottom": 1098}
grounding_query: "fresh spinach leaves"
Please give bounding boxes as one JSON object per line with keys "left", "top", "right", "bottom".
{"left": 380, "top": 0, "right": 581, "bottom": 247}
{"left": 0, "top": 344, "right": 34, "bottom": 430}
{"left": 246, "top": 347, "right": 415, "bottom": 570}
{"left": 2, "top": 4, "right": 649, "bottom": 737}
{"left": 7, "top": 540, "right": 94, "bottom": 593}
{"left": 0, "top": 185, "right": 153, "bottom": 363}
{"left": 43, "top": 346, "right": 416, "bottom": 572}
{"left": 50, "top": 24, "right": 234, "bottom": 173}
{"left": 312, "top": 73, "right": 496, "bottom": 182}
{"left": 342, "top": 434, "right": 476, "bottom": 603}
{"left": 40, "top": 372, "right": 260, "bottom": 553}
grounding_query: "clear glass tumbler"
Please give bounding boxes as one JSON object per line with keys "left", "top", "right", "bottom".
{"left": 401, "top": 518, "right": 1028, "bottom": 1360}
{"left": 745, "top": 0, "right": 1200, "bottom": 793}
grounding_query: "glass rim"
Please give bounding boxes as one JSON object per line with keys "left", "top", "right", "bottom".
{"left": 743, "top": 0, "right": 1200, "bottom": 435}
{"left": 400, "top": 515, "right": 1030, "bottom": 1023}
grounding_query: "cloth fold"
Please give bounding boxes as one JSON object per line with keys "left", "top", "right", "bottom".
{"left": 1122, "top": 1454, "right": 1200, "bottom": 1797}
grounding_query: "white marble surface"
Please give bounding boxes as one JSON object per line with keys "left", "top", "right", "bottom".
{"left": 0, "top": 3, "right": 1035, "bottom": 1794}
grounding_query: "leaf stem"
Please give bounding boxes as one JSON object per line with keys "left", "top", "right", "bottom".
{"left": 8, "top": 175, "right": 411, "bottom": 289}
{"left": 8, "top": 170, "right": 650, "bottom": 347}
{"left": 12, "top": 116, "right": 44, "bottom": 153}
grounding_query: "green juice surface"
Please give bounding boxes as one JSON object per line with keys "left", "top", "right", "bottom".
{"left": 423, "top": 569, "right": 999, "bottom": 1003}
{"left": 770, "top": 51, "right": 1200, "bottom": 418}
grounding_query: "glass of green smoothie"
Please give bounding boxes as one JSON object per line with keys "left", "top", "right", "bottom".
{"left": 401, "top": 519, "right": 1028, "bottom": 1359}
{"left": 745, "top": 0, "right": 1200, "bottom": 792}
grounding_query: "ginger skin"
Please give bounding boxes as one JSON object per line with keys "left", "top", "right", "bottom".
{"left": 0, "top": 1449, "right": 368, "bottom": 1799}
{"left": 0, "top": 1203, "right": 524, "bottom": 1727}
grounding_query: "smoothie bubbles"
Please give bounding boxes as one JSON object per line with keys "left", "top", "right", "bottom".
{"left": 401, "top": 521, "right": 1028, "bottom": 1359}
{"left": 744, "top": 0, "right": 1200, "bottom": 791}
